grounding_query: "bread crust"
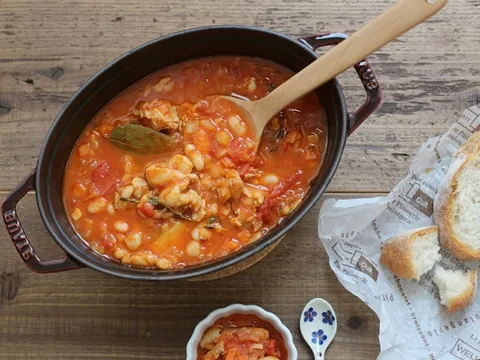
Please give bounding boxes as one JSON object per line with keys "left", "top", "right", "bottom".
{"left": 380, "top": 226, "right": 438, "bottom": 280}
{"left": 434, "top": 132, "right": 480, "bottom": 260}
{"left": 445, "top": 270, "right": 478, "bottom": 313}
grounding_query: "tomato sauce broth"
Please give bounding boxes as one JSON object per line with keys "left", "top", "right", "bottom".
{"left": 63, "top": 56, "right": 327, "bottom": 270}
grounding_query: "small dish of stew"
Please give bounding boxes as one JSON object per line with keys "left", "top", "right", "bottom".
{"left": 187, "top": 304, "right": 297, "bottom": 360}
{"left": 63, "top": 56, "right": 327, "bottom": 269}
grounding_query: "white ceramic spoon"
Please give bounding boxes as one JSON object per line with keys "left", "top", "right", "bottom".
{"left": 300, "top": 298, "right": 338, "bottom": 359}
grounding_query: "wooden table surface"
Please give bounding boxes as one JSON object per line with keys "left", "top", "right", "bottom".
{"left": 1, "top": 0, "right": 479, "bottom": 359}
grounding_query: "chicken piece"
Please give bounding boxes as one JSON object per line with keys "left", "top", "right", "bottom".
{"left": 243, "top": 186, "right": 265, "bottom": 207}
{"left": 159, "top": 186, "right": 202, "bottom": 212}
{"left": 157, "top": 173, "right": 204, "bottom": 218}
{"left": 168, "top": 154, "right": 193, "bottom": 174}
{"left": 133, "top": 99, "right": 180, "bottom": 131}
{"left": 131, "top": 177, "right": 149, "bottom": 198}
{"left": 145, "top": 158, "right": 206, "bottom": 221}
{"left": 235, "top": 327, "right": 270, "bottom": 343}
{"left": 226, "top": 170, "right": 244, "bottom": 200}
{"left": 154, "top": 76, "right": 174, "bottom": 93}
{"left": 191, "top": 205, "right": 207, "bottom": 222}
{"left": 145, "top": 163, "right": 185, "bottom": 188}
{"left": 216, "top": 170, "right": 244, "bottom": 203}
{"left": 200, "top": 327, "right": 222, "bottom": 350}
{"left": 204, "top": 341, "right": 225, "bottom": 360}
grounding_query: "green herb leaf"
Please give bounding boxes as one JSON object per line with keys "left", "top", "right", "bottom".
{"left": 151, "top": 197, "right": 193, "bottom": 222}
{"left": 109, "top": 124, "right": 175, "bottom": 154}
{"left": 205, "top": 217, "right": 217, "bottom": 229}
{"left": 120, "top": 197, "right": 139, "bottom": 203}
{"left": 148, "top": 196, "right": 160, "bottom": 206}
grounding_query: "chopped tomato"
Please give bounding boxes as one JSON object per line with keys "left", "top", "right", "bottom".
{"left": 270, "top": 170, "right": 302, "bottom": 197}
{"left": 92, "top": 162, "right": 119, "bottom": 195}
{"left": 139, "top": 202, "right": 155, "bottom": 217}
{"left": 257, "top": 198, "right": 279, "bottom": 223}
{"left": 238, "top": 164, "right": 251, "bottom": 179}
{"left": 102, "top": 234, "right": 117, "bottom": 249}
{"left": 265, "top": 339, "right": 281, "bottom": 357}
{"left": 228, "top": 137, "right": 252, "bottom": 164}
{"left": 257, "top": 170, "right": 302, "bottom": 223}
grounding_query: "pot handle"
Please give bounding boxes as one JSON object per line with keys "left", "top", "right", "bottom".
{"left": 1, "top": 170, "right": 84, "bottom": 273}
{"left": 299, "top": 32, "right": 382, "bottom": 135}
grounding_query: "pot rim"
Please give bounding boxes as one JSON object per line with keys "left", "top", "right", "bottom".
{"left": 34, "top": 25, "right": 348, "bottom": 280}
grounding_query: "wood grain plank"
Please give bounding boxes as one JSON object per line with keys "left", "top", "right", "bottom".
{"left": 0, "top": 192, "right": 382, "bottom": 359}
{"left": 1, "top": 0, "right": 480, "bottom": 192}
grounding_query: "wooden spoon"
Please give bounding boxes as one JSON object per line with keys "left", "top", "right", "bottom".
{"left": 224, "top": 0, "right": 448, "bottom": 149}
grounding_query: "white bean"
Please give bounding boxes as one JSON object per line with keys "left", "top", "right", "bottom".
{"left": 130, "top": 254, "right": 148, "bottom": 267}
{"left": 87, "top": 198, "right": 107, "bottom": 214}
{"left": 125, "top": 233, "right": 142, "bottom": 250}
{"left": 120, "top": 185, "right": 134, "bottom": 200}
{"left": 191, "top": 227, "right": 200, "bottom": 241}
{"left": 227, "top": 115, "right": 246, "bottom": 136}
{"left": 260, "top": 174, "right": 280, "bottom": 186}
{"left": 186, "top": 240, "right": 200, "bottom": 257}
{"left": 114, "top": 221, "right": 129, "bottom": 233}
{"left": 198, "top": 228, "right": 212, "bottom": 241}
{"left": 145, "top": 253, "right": 157, "bottom": 266}
{"left": 107, "top": 203, "right": 115, "bottom": 215}
{"left": 71, "top": 208, "right": 82, "bottom": 221}
{"left": 280, "top": 203, "right": 292, "bottom": 216}
{"left": 247, "top": 77, "right": 256, "bottom": 92}
{"left": 200, "top": 119, "right": 217, "bottom": 131}
{"left": 132, "top": 177, "right": 148, "bottom": 189}
{"left": 215, "top": 130, "right": 232, "bottom": 146}
{"left": 113, "top": 247, "right": 126, "bottom": 259}
{"left": 156, "top": 257, "right": 172, "bottom": 270}
{"left": 121, "top": 254, "right": 131, "bottom": 264}
{"left": 184, "top": 144, "right": 204, "bottom": 171}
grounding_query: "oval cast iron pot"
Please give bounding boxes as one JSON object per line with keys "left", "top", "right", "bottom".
{"left": 2, "top": 26, "right": 381, "bottom": 281}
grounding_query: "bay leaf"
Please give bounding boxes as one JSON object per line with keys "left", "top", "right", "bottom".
{"left": 108, "top": 124, "right": 175, "bottom": 153}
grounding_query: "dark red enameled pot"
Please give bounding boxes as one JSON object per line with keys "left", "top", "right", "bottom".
{"left": 2, "top": 26, "right": 381, "bottom": 280}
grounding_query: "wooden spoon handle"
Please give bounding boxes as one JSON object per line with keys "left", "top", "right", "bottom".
{"left": 259, "top": 0, "right": 448, "bottom": 120}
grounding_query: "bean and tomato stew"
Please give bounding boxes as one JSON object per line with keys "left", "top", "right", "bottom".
{"left": 63, "top": 56, "right": 327, "bottom": 269}
{"left": 198, "top": 313, "right": 287, "bottom": 360}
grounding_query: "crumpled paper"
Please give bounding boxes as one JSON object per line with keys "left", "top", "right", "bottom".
{"left": 318, "top": 105, "right": 480, "bottom": 360}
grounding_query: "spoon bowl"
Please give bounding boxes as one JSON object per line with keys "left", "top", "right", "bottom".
{"left": 300, "top": 298, "right": 338, "bottom": 360}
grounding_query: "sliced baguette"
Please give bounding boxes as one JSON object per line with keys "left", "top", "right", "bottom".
{"left": 434, "top": 131, "right": 480, "bottom": 260}
{"left": 432, "top": 266, "right": 477, "bottom": 312}
{"left": 380, "top": 226, "right": 441, "bottom": 280}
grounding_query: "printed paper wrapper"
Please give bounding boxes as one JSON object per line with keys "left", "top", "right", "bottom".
{"left": 318, "top": 105, "right": 480, "bottom": 360}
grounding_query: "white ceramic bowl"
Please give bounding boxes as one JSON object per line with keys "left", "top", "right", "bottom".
{"left": 186, "top": 304, "right": 298, "bottom": 360}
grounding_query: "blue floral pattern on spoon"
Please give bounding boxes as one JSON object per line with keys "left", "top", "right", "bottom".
{"left": 304, "top": 307, "right": 318, "bottom": 322}
{"left": 322, "top": 310, "right": 335, "bottom": 325}
{"left": 312, "top": 329, "right": 328, "bottom": 345}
